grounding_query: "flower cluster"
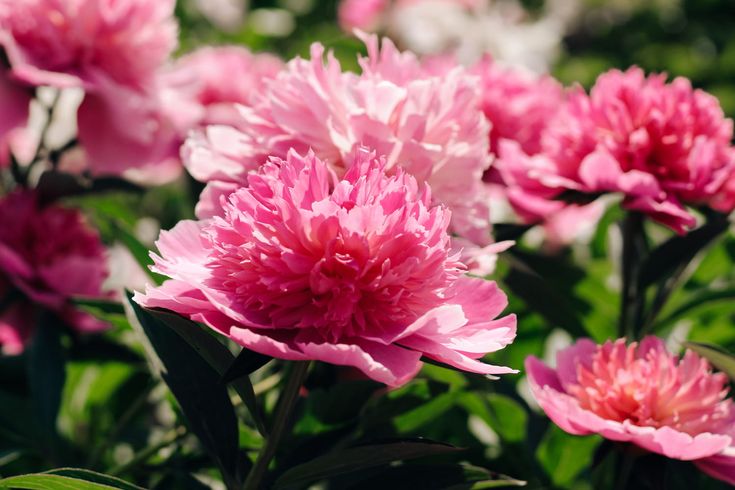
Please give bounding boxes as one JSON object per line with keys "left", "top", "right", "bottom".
{"left": 527, "top": 337, "right": 735, "bottom": 484}
{"left": 136, "top": 149, "right": 517, "bottom": 386}
{"left": 0, "top": 190, "right": 109, "bottom": 353}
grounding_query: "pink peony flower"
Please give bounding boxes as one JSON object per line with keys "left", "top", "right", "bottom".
{"left": 338, "top": 0, "right": 388, "bottom": 32}
{"left": 471, "top": 56, "right": 563, "bottom": 156}
{"left": 0, "top": 190, "right": 110, "bottom": 354}
{"left": 526, "top": 337, "right": 735, "bottom": 485}
{"left": 184, "top": 34, "right": 494, "bottom": 248}
{"left": 161, "top": 46, "right": 283, "bottom": 128}
{"left": 0, "top": 0, "right": 178, "bottom": 90}
{"left": 136, "top": 149, "right": 517, "bottom": 386}
{"left": 504, "top": 67, "right": 735, "bottom": 233}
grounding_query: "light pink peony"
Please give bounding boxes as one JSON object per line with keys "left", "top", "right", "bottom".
{"left": 0, "top": 190, "right": 110, "bottom": 354}
{"left": 184, "top": 34, "right": 494, "bottom": 247}
{"left": 0, "top": 0, "right": 177, "bottom": 90}
{"left": 526, "top": 337, "right": 735, "bottom": 485}
{"left": 161, "top": 46, "right": 283, "bottom": 128}
{"left": 503, "top": 67, "right": 735, "bottom": 233}
{"left": 136, "top": 149, "right": 517, "bottom": 386}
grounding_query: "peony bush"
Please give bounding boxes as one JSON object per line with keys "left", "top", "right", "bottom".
{"left": 1, "top": 1, "right": 735, "bottom": 489}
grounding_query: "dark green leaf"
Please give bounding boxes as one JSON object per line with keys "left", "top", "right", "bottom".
{"left": 26, "top": 313, "right": 65, "bottom": 447}
{"left": 492, "top": 223, "right": 534, "bottom": 243}
{"left": 684, "top": 342, "right": 735, "bottom": 380}
{"left": 638, "top": 215, "right": 729, "bottom": 289}
{"left": 221, "top": 348, "right": 272, "bottom": 384}
{"left": 336, "top": 463, "right": 525, "bottom": 490}
{"left": 273, "top": 440, "right": 461, "bottom": 489}
{"left": 501, "top": 256, "right": 587, "bottom": 337}
{"left": 142, "top": 307, "right": 266, "bottom": 437}
{"left": 125, "top": 293, "right": 240, "bottom": 486}
{"left": 70, "top": 298, "right": 125, "bottom": 316}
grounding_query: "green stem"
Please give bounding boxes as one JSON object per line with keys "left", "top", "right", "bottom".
{"left": 243, "top": 362, "right": 310, "bottom": 490}
{"left": 614, "top": 449, "right": 636, "bottom": 490}
{"left": 618, "top": 212, "right": 647, "bottom": 339}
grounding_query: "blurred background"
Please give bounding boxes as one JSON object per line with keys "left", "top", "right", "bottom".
{"left": 176, "top": 0, "right": 735, "bottom": 114}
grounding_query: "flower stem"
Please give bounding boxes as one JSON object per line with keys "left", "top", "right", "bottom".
{"left": 618, "top": 212, "right": 647, "bottom": 339}
{"left": 243, "top": 361, "right": 310, "bottom": 490}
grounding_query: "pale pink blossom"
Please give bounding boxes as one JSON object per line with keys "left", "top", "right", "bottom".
{"left": 526, "top": 337, "right": 735, "bottom": 485}
{"left": 161, "top": 46, "right": 283, "bottom": 128}
{"left": 136, "top": 149, "right": 516, "bottom": 386}
{"left": 0, "top": 190, "right": 110, "bottom": 354}
{"left": 185, "top": 34, "right": 494, "bottom": 248}
{"left": 506, "top": 67, "right": 735, "bottom": 233}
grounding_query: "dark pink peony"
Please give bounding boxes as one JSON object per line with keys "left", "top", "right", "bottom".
{"left": 136, "top": 149, "right": 516, "bottom": 386}
{"left": 502, "top": 67, "right": 735, "bottom": 233}
{"left": 0, "top": 0, "right": 177, "bottom": 90}
{"left": 526, "top": 337, "right": 735, "bottom": 485}
{"left": 0, "top": 190, "right": 110, "bottom": 354}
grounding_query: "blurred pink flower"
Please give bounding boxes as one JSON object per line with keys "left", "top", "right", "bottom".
{"left": 0, "top": 0, "right": 177, "bottom": 90}
{"left": 507, "top": 67, "right": 735, "bottom": 233}
{"left": 162, "top": 46, "right": 283, "bottom": 128}
{"left": 338, "top": 0, "right": 388, "bottom": 31}
{"left": 471, "top": 56, "right": 562, "bottom": 156}
{"left": 0, "top": 190, "right": 110, "bottom": 354}
{"left": 136, "top": 149, "right": 516, "bottom": 386}
{"left": 185, "top": 34, "right": 494, "bottom": 248}
{"left": 0, "top": 67, "right": 31, "bottom": 168}
{"left": 526, "top": 337, "right": 735, "bottom": 485}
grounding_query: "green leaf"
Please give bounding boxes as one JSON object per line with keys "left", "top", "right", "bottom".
{"left": 221, "top": 348, "right": 272, "bottom": 384}
{"left": 125, "top": 293, "right": 240, "bottom": 486}
{"left": 333, "top": 463, "right": 525, "bottom": 490}
{"left": 638, "top": 215, "right": 729, "bottom": 289}
{"left": 393, "top": 391, "right": 460, "bottom": 433}
{"left": 460, "top": 393, "right": 528, "bottom": 443}
{"left": 273, "top": 440, "right": 462, "bottom": 489}
{"left": 0, "top": 472, "right": 136, "bottom": 489}
{"left": 683, "top": 342, "right": 735, "bottom": 380}
{"left": 26, "top": 313, "right": 66, "bottom": 446}
{"left": 112, "top": 222, "right": 165, "bottom": 285}
{"left": 141, "top": 307, "right": 266, "bottom": 437}
{"left": 536, "top": 425, "right": 601, "bottom": 487}
{"left": 501, "top": 253, "right": 587, "bottom": 337}
{"left": 46, "top": 469, "right": 144, "bottom": 490}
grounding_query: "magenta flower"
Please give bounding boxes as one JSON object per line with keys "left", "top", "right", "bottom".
{"left": 136, "top": 149, "right": 516, "bottom": 386}
{"left": 184, "top": 34, "right": 493, "bottom": 248}
{"left": 526, "top": 337, "right": 735, "bottom": 485}
{"left": 504, "top": 67, "right": 735, "bottom": 233}
{"left": 0, "top": 0, "right": 177, "bottom": 90}
{"left": 0, "top": 190, "right": 110, "bottom": 354}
